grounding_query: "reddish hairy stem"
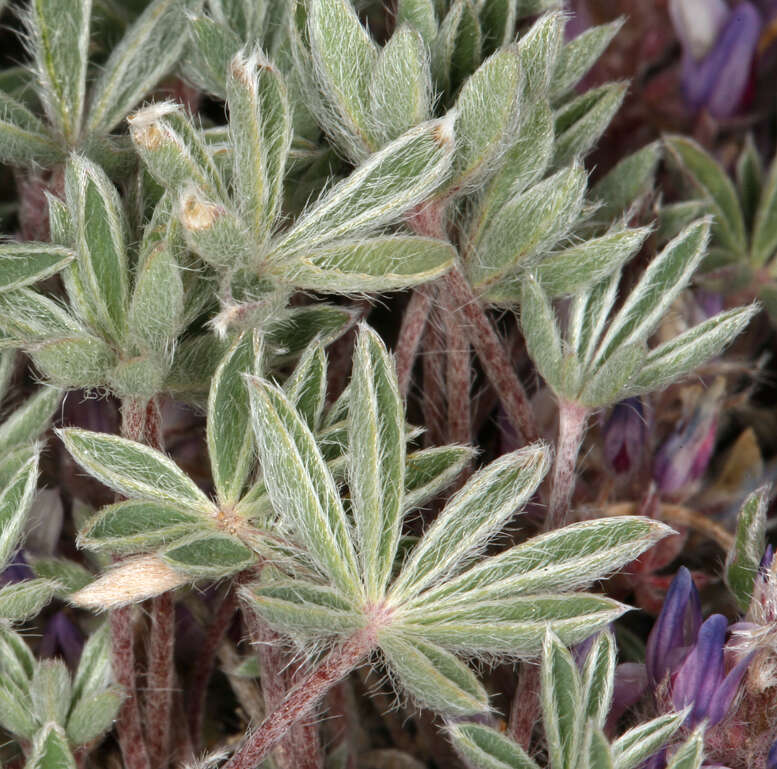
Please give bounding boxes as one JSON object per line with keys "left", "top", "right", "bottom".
{"left": 246, "top": 612, "right": 323, "bottom": 769}
{"left": 222, "top": 631, "right": 374, "bottom": 769}
{"left": 188, "top": 588, "right": 239, "bottom": 748}
{"left": 395, "top": 287, "right": 433, "bottom": 398}
{"left": 546, "top": 400, "right": 589, "bottom": 530}
{"left": 172, "top": 684, "right": 195, "bottom": 766}
{"left": 442, "top": 266, "right": 539, "bottom": 445}
{"left": 116, "top": 396, "right": 176, "bottom": 769}
{"left": 111, "top": 607, "right": 151, "bottom": 769}
{"left": 110, "top": 398, "right": 154, "bottom": 769}
{"left": 138, "top": 401, "right": 176, "bottom": 769}
{"left": 146, "top": 591, "right": 176, "bottom": 769}
{"left": 422, "top": 302, "right": 447, "bottom": 447}
{"left": 441, "top": 292, "right": 471, "bottom": 450}
{"left": 509, "top": 663, "right": 540, "bottom": 751}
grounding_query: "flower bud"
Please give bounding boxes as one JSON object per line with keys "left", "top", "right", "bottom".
{"left": 672, "top": 614, "right": 753, "bottom": 725}
{"left": 647, "top": 567, "right": 702, "bottom": 684}
{"left": 669, "top": 0, "right": 729, "bottom": 59}
{"left": 677, "top": 3, "right": 762, "bottom": 118}
{"left": 603, "top": 397, "right": 646, "bottom": 475}
{"left": 39, "top": 611, "right": 84, "bottom": 668}
{"left": 653, "top": 392, "right": 719, "bottom": 497}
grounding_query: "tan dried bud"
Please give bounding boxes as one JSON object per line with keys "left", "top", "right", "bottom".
{"left": 130, "top": 121, "right": 164, "bottom": 150}
{"left": 181, "top": 192, "right": 219, "bottom": 231}
{"left": 70, "top": 556, "right": 187, "bottom": 610}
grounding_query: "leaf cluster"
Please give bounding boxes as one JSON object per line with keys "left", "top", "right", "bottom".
{"left": 449, "top": 630, "right": 705, "bottom": 769}
{"left": 0, "top": 622, "right": 123, "bottom": 766}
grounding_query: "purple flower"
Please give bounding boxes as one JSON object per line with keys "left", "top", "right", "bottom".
{"left": 672, "top": 614, "right": 753, "bottom": 725}
{"left": 767, "top": 738, "right": 777, "bottom": 769}
{"left": 670, "top": 0, "right": 730, "bottom": 59}
{"left": 603, "top": 398, "right": 646, "bottom": 475}
{"left": 39, "top": 611, "right": 84, "bottom": 669}
{"left": 647, "top": 567, "right": 703, "bottom": 684}
{"left": 653, "top": 398, "right": 718, "bottom": 497}
{"left": 671, "top": 1, "right": 763, "bottom": 118}
{"left": 0, "top": 550, "right": 34, "bottom": 584}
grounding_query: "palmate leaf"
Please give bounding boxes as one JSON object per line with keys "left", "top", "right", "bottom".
{"left": 725, "top": 486, "right": 769, "bottom": 611}
{"left": 227, "top": 49, "right": 291, "bottom": 241}
{"left": 0, "top": 578, "right": 60, "bottom": 622}
{"left": 31, "top": 659, "right": 71, "bottom": 726}
{"left": 516, "top": 12, "right": 563, "bottom": 100}
{"left": 208, "top": 332, "right": 257, "bottom": 507}
{"left": 0, "top": 452, "right": 41, "bottom": 569}
{"left": 284, "top": 341, "right": 327, "bottom": 431}
{"left": 451, "top": 47, "right": 523, "bottom": 192}
{"left": 271, "top": 116, "right": 455, "bottom": 257}
{"left": 405, "top": 517, "right": 673, "bottom": 610}
{"left": 86, "top": 0, "right": 203, "bottom": 136}
{"left": 0, "top": 244, "right": 74, "bottom": 292}
{"left": 241, "top": 573, "right": 365, "bottom": 640}
{"left": 611, "top": 711, "right": 688, "bottom": 769}
{"left": 370, "top": 27, "right": 431, "bottom": 146}
{"left": 541, "top": 630, "right": 582, "bottom": 769}
{"left": 0, "top": 90, "right": 64, "bottom": 167}
{"left": 665, "top": 135, "right": 746, "bottom": 256}
{"left": 468, "top": 100, "right": 555, "bottom": 245}
{"left": 282, "top": 236, "right": 455, "bottom": 293}
{"left": 246, "top": 375, "right": 362, "bottom": 599}
{"left": 0, "top": 386, "right": 61, "bottom": 454}
{"left": 65, "top": 155, "right": 129, "bottom": 340}
{"left": 448, "top": 632, "right": 684, "bottom": 769}
{"left": 379, "top": 633, "right": 489, "bottom": 716}
{"left": 581, "top": 631, "right": 616, "bottom": 729}
{"left": 394, "top": 593, "right": 627, "bottom": 656}
{"left": 57, "top": 429, "right": 215, "bottom": 515}
{"left": 349, "top": 326, "right": 405, "bottom": 601}
{"left": 590, "top": 219, "right": 711, "bottom": 368}
{"left": 388, "top": 443, "right": 551, "bottom": 602}
{"left": 182, "top": 13, "right": 243, "bottom": 99}
{"left": 551, "top": 18, "right": 622, "bottom": 102}
{"left": 29, "top": 557, "right": 92, "bottom": 596}
{"left": 27, "top": 0, "right": 90, "bottom": 145}
{"left": 626, "top": 304, "right": 757, "bottom": 396}
{"left": 308, "top": 0, "right": 378, "bottom": 157}
{"left": 552, "top": 82, "right": 626, "bottom": 167}
{"left": 78, "top": 500, "right": 205, "bottom": 553}
{"left": 24, "top": 722, "right": 76, "bottom": 769}
{"left": 469, "top": 163, "right": 587, "bottom": 291}
{"left": 404, "top": 445, "right": 477, "bottom": 511}
{"left": 449, "top": 722, "right": 541, "bottom": 769}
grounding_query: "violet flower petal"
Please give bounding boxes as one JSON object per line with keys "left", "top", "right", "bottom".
{"left": 767, "top": 738, "right": 777, "bottom": 769}
{"left": 672, "top": 614, "right": 728, "bottom": 723}
{"left": 681, "top": 3, "right": 762, "bottom": 118}
{"left": 39, "top": 611, "right": 84, "bottom": 669}
{"left": 647, "top": 567, "right": 701, "bottom": 683}
{"left": 603, "top": 398, "right": 646, "bottom": 475}
{"left": 670, "top": 0, "right": 730, "bottom": 60}
{"left": 705, "top": 650, "right": 754, "bottom": 725}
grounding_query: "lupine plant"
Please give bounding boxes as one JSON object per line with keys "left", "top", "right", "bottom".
{"left": 666, "top": 133, "right": 777, "bottom": 321}
{"left": 0, "top": 0, "right": 773, "bottom": 768}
